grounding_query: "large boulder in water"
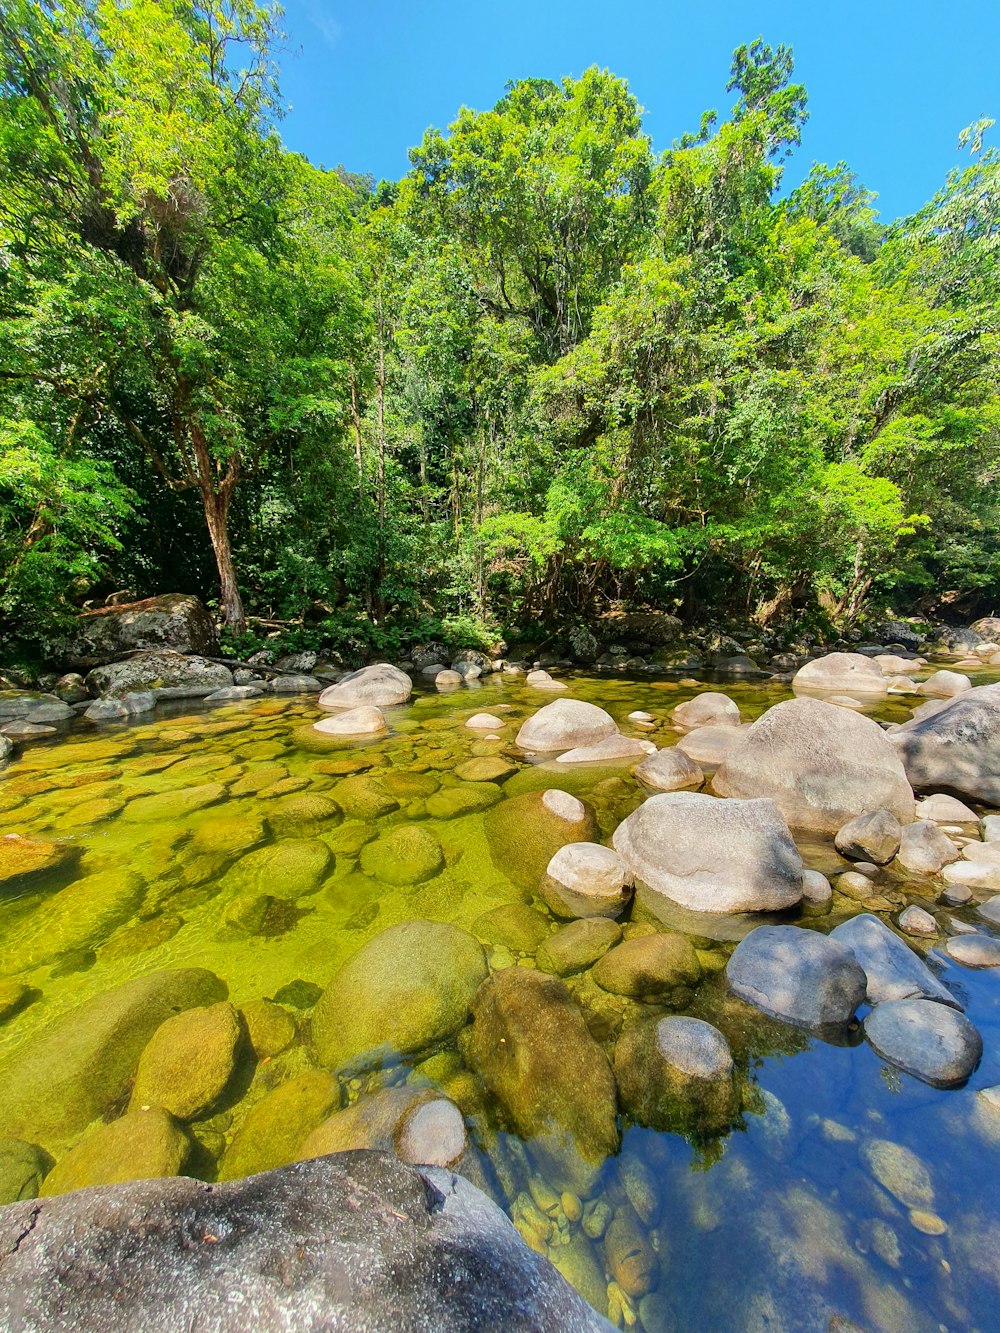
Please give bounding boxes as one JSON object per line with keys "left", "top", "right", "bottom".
{"left": 40, "top": 1108, "right": 191, "bottom": 1196}
{"left": 311, "top": 920, "right": 487, "bottom": 1074}
{"left": 460, "top": 967, "right": 618, "bottom": 1191}
{"left": 69, "top": 594, "right": 218, "bottom": 668}
{"left": 612, "top": 791, "right": 803, "bottom": 914}
{"left": 792, "top": 652, "right": 888, "bottom": 697}
{"left": 613, "top": 1015, "right": 738, "bottom": 1135}
{"left": 86, "top": 649, "right": 232, "bottom": 698}
{"left": 889, "top": 683, "right": 1000, "bottom": 804}
{"left": 829, "top": 914, "right": 959, "bottom": 1009}
{"left": 672, "top": 691, "right": 741, "bottom": 730}
{"left": 712, "top": 697, "right": 914, "bottom": 833}
{"left": 0, "top": 1152, "right": 610, "bottom": 1332}
{"left": 318, "top": 663, "right": 412, "bottom": 709}
{"left": 726, "top": 925, "right": 867, "bottom": 1031}
{"left": 864, "top": 998, "right": 982, "bottom": 1088}
{"left": 484, "top": 788, "right": 598, "bottom": 891}
{"left": 0, "top": 968, "right": 226, "bottom": 1148}
{"left": 515, "top": 699, "right": 618, "bottom": 752}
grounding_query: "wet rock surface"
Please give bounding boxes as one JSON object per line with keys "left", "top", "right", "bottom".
{"left": 726, "top": 925, "right": 867, "bottom": 1031}
{"left": 0, "top": 1152, "right": 612, "bottom": 1332}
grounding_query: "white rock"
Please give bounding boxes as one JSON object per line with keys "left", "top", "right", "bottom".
{"left": 792, "top": 652, "right": 888, "bottom": 697}
{"left": 634, "top": 747, "right": 704, "bottom": 793}
{"left": 916, "top": 793, "right": 978, "bottom": 823}
{"left": 313, "top": 706, "right": 387, "bottom": 736}
{"left": 541, "top": 789, "right": 587, "bottom": 823}
{"left": 556, "top": 735, "right": 654, "bottom": 764}
{"left": 465, "top": 713, "right": 504, "bottom": 730}
{"left": 515, "top": 699, "right": 617, "bottom": 752}
{"left": 942, "top": 861, "right": 1000, "bottom": 891}
{"left": 919, "top": 670, "right": 972, "bottom": 698}
{"left": 539, "top": 843, "right": 633, "bottom": 919}
{"left": 672, "top": 692, "right": 741, "bottom": 730}
{"left": 319, "top": 663, "right": 412, "bottom": 709}
{"left": 898, "top": 905, "right": 938, "bottom": 937}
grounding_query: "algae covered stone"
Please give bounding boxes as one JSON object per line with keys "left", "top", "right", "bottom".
{"left": 0, "top": 1138, "right": 52, "bottom": 1203}
{"left": 536, "top": 919, "right": 622, "bottom": 976}
{"left": 0, "top": 980, "right": 33, "bottom": 1023}
{"left": 472, "top": 903, "right": 551, "bottom": 952}
{"left": 189, "top": 813, "right": 268, "bottom": 859}
{"left": 0, "top": 869, "right": 146, "bottom": 975}
{"left": 268, "top": 794, "right": 341, "bottom": 836}
{"left": 425, "top": 782, "right": 502, "bottom": 819}
{"left": 123, "top": 783, "right": 226, "bottom": 822}
{"left": 332, "top": 774, "right": 399, "bottom": 819}
{"left": 131, "top": 1001, "right": 243, "bottom": 1121}
{"left": 0, "top": 834, "right": 79, "bottom": 895}
{"left": 454, "top": 756, "right": 518, "bottom": 783}
{"left": 40, "top": 1108, "right": 190, "bottom": 1196}
{"left": 312, "top": 920, "right": 488, "bottom": 1073}
{"left": 614, "top": 1015, "right": 737, "bottom": 1136}
{"left": 592, "top": 932, "right": 702, "bottom": 1000}
{"left": 359, "top": 825, "right": 444, "bottom": 886}
{"left": 240, "top": 1000, "right": 296, "bottom": 1058}
{"left": 484, "top": 788, "right": 598, "bottom": 891}
{"left": 461, "top": 967, "right": 619, "bottom": 1192}
{"left": 0, "top": 967, "right": 226, "bottom": 1146}
{"left": 220, "top": 1070, "right": 341, "bottom": 1180}
{"left": 224, "top": 838, "right": 332, "bottom": 900}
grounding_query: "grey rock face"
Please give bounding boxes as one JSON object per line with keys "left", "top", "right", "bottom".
{"left": 726, "top": 925, "right": 866, "bottom": 1031}
{"left": 890, "top": 683, "right": 1000, "bottom": 803}
{"left": 834, "top": 810, "right": 902, "bottom": 865}
{"left": 830, "top": 914, "right": 958, "bottom": 1009}
{"left": 319, "top": 663, "right": 412, "bottom": 709}
{"left": 864, "top": 998, "right": 983, "bottom": 1087}
{"left": 612, "top": 791, "right": 803, "bottom": 914}
{"left": 0, "top": 1152, "right": 612, "bottom": 1332}
{"left": 69, "top": 593, "right": 218, "bottom": 668}
{"left": 712, "top": 698, "right": 914, "bottom": 833}
{"left": 86, "top": 649, "right": 232, "bottom": 698}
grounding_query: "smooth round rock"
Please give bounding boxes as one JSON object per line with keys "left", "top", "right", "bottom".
{"left": 726, "top": 925, "right": 866, "bottom": 1030}
{"left": 539, "top": 843, "right": 633, "bottom": 919}
{"left": 312, "top": 706, "right": 386, "bottom": 736}
{"left": 395, "top": 1097, "right": 467, "bottom": 1168}
{"left": 944, "top": 935, "right": 1000, "bottom": 968}
{"left": 864, "top": 998, "right": 982, "bottom": 1087}
{"left": 515, "top": 700, "right": 617, "bottom": 752}
{"left": 672, "top": 692, "right": 741, "bottom": 730}
{"left": 834, "top": 810, "right": 902, "bottom": 865}
{"left": 898, "top": 905, "right": 938, "bottom": 937}
{"left": 634, "top": 747, "right": 703, "bottom": 792}
{"left": 318, "top": 663, "right": 412, "bottom": 709}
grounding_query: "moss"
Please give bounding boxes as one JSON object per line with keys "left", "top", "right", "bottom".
{"left": 130, "top": 1001, "right": 243, "bottom": 1121}
{"left": 40, "top": 1108, "right": 191, "bottom": 1196}
{"left": 223, "top": 838, "right": 333, "bottom": 900}
{"left": 425, "top": 782, "right": 503, "bottom": 819}
{"left": 484, "top": 790, "right": 598, "bottom": 892}
{"left": 359, "top": 825, "right": 444, "bottom": 886}
{"left": 219, "top": 1070, "right": 341, "bottom": 1179}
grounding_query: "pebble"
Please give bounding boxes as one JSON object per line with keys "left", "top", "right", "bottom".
{"left": 898, "top": 905, "right": 937, "bottom": 937}
{"left": 908, "top": 1209, "right": 947, "bottom": 1236}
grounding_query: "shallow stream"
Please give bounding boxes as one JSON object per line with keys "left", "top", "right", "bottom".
{"left": 1, "top": 670, "right": 999, "bottom": 1331}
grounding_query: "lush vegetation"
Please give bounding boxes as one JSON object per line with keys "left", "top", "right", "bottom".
{"left": 2, "top": 3, "right": 998, "bottom": 660}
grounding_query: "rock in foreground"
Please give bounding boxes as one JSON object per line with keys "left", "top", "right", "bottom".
{"left": 0, "top": 1152, "right": 612, "bottom": 1332}
{"left": 864, "top": 998, "right": 982, "bottom": 1088}
{"left": 889, "top": 683, "right": 1000, "bottom": 804}
{"left": 726, "top": 925, "right": 866, "bottom": 1031}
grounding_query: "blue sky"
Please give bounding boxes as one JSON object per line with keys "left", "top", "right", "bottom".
{"left": 275, "top": 0, "right": 998, "bottom": 222}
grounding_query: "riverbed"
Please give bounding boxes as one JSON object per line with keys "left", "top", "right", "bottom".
{"left": 1, "top": 668, "right": 999, "bottom": 1331}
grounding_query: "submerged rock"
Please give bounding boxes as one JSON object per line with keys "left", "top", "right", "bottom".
{"left": 312, "top": 920, "right": 487, "bottom": 1074}
{"left": 0, "top": 1153, "right": 611, "bottom": 1332}
{"left": 0, "top": 968, "right": 226, "bottom": 1147}
{"left": 0, "top": 1138, "right": 51, "bottom": 1204}
{"left": 318, "top": 663, "right": 412, "bottom": 709}
{"left": 312, "top": 706, "right": 387, "bottom": 735}
{"left": 713, "top": 697, "right": 914, "bottom": 832}
{"left": 614, "top": 1015, "right": 737, "bottom": 1135}
{"left": 592, "top": 932, "right": 701, "bottom": 1000}
{"left": 40, "top": 1108, "right": 191, "bottom": 1197}
{"left": 0, "top": 835, "right": 79, "bottom": 897}
{"left": 612, "top": 791, "right": 803, "bottom": 914}
{"left": 359, "top": 825, "right": 445, "bottom": 886}
{"left": 830, "top": 914, "right": 958, "bottom": 1008}
{"left": 864, "top": 998, "right": 982, "bottom": 1087}
{"left": 516, "top": 699, "right": 618, "bottom": 752}
{"left": 219, "top": 1071, "right": 341, "bottom": 1180}
{"left": 461, "top": 967, "right": 619, "bottom": 1191}
{"left": 726, "top": 925, "right": 866, "bottom": 1031}
{"left": 536, "top": 919, "right": 622, "bottom": 976}
{"left": 484, "top": 788, "right": 598, "bottom": 891}
{"left": 223, "top": 839, "right": 332, "bottom": 900}
{"left": 0, "top": 869, "right": 146, "bottom": 975}
{"left": 130, "top": 1002, "right": 243, "bottom": 1121}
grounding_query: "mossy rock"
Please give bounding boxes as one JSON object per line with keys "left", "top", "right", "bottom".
{"left": 0, "top": 835, "right": 80, "bottom": 897}
{"left": 425, "top": 782, "right": 503, "bottom": 819}
{"left": 0, "top": 1138, "right": 52, "bottom": 1204}
{"left": 257, "top": 775, "right": 312, "bottom": 799}
{"left": 326, "top": 823, "right": 377, "bottom": 855}
{"left": 537, "top": 919, "right": 622, "bottom": 977}
{"left": 219, "top": 1070, "right": 341, "bottom": 1180}
{"left": 0, "top": 980, "right": 35, "bottom": 1023}
{"left": 230, "top": 763, "right": 289, "bottom": 796}
{"left": 472, "top": 904, "right": 552, "bottom": 953}
{"left": 268, "top": 794, "right": 341, "bottom": 836}
{"left": 592, "top": 933, "right": 702, "bottom": 1000}
{"left": 0, "top": 967, "right": 226, "bottom": 1147}
{"left": 460, "top": 966, "right": 619, "bottom": 1193}
{"left": 130, "top": 1001, "right": 243, "bottom": 1121}
{"left": 223, "top": 838, "right": 333, "bottom": 900}
{"left": 270, "top": 978, "right": 323, "bottom": 1010}
{"left": 58, "top": 796, "right": 125, "bottom": 829}
{"left": 312, "top": 920, "right": 488, "bottom": 1074}
{"left": 101, "top": 914, "right": 183, "bottom": 961}
{"left": 0, "top": 869, "right": 146, "bottom": 975}
{"left": 123, "top": 783, "right": 225, "bottom": 822}
{"left": 40, "top": 1108, "right": 191, "bottom": 1196}
{"left": 359, "top": 825, "right": 444, "bottom": 886}
{"left": 378, "top": 769, "right": 441, "bottom": 800}
{"left": 221, "top": 892, "right": 304, "bottom": 939}
{"left": 613, "top": 1015, "right": 738, "bottom": 1136}
{"left": 332, "top": 774, "right": 399, "bottom": 819}
{"left": 314, "top": 756, "right": 376, "bottom": 776}
{"left": 454, "top": 757, "right": 519, "bottom": 783}
{"left": 484, "top": 790, "right": 598, "bottom": 892}
{"left": 240, "top": 999, "right": 296, "bottom": 1058}
{"left": 189, "top": 813, "right": 268, "bottom": 858}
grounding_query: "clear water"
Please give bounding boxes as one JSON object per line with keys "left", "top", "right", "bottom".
{"left": 1, "top": 670, "right": 999, "bottom": 1332}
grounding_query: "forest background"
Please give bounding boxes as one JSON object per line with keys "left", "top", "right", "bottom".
{"left": 1, "top": 1, "right": 998, "bottom": 664}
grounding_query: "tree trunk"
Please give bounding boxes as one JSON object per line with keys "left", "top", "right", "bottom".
{"left": 201, "top": 484, "right": 245, "bottom": 633}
